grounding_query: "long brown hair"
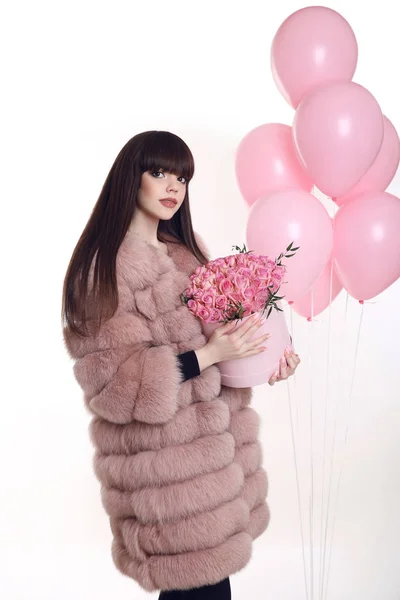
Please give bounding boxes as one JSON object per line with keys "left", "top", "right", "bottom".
{"left": 61, "top": 130, "right": 208, "bottom": 338}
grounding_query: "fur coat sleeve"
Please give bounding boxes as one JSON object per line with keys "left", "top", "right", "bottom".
{"left": 63, "top": 231, "right": 213, "bottom": 425}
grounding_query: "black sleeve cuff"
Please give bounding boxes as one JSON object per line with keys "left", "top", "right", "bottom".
{"left": 177, "top": 350, "right": 200, "bottom": 382}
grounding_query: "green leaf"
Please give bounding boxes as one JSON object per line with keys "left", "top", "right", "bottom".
{"left": 285, "top": 253, "right": 296, "bottom": 258}
{"left": 286, "top": 242, "right": 294, "bottom": 252}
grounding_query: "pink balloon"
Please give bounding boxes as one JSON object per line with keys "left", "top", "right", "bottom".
{"left": 271, "top": 6, "right": 358, "bottom": 109}
{"left": 333, "top": 192, "right": 400, "bottom": 300}
{"left": 246, "top": 190, "right": 333, "bottom": 302}
{"left": 291, "top": 259, "right": 343, "bottom": 319}
{"left": 335, "top": 116, "right": 400, "bottom": 206}
{"left": 235, "top": 123, "right": 313, "bottom": 207}
{"left": 293, "top": 81, "right": 384, "bottom": 198}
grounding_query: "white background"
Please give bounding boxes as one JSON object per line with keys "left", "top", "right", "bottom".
{"left": 1, "top": 1, "right": 399, "bottom": 599}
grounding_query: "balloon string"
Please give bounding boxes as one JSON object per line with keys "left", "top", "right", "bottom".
{"left": 323, "top": 299, "right": 364, "bottom": 600}
{"left": 289, "top": 305, "right": 299, "bottom": 430}
{"left": 287, "top": 379, "right": 309, "bottom": 600}
{"left": 320, "top": 292, "right": 349, "bottom": 600}
{"left": 309, "top": 289, "right": 315, "bottom": 600}
{"left": 318, "top": 258, "right": 334, "bottom": 600}
{"left": 319, "top": 200, "right": 337, "bottom": 600}
{"left": 290, "top": 303, "right": 294, "bottom": 341}
{"left": 321, "top": 293, "right": 349, "bottom": 598}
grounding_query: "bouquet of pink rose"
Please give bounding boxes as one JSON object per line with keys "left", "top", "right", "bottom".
{"left": 181, "top": 242, "right": 298, "bottom": 324}
{"left": 180, "top": 242, "right": 299, "bottom": 388}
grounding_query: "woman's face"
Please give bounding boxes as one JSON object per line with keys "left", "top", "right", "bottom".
{"left": 137, "top": 169, "right": 187, "bottom": 221}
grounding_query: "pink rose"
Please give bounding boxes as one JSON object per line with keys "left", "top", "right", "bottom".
{"left": 274, "top": 265, "right": 287, "bottom": 278}
{"left": 242, "top": 304, "right": 253, "bottom": 316}
{"left": 208, "top": 307, "right": 223, "bottom": 323}
{"left": 271, "top": 273, "right": 283, "bottom": 288}
{"left": 191, "top": 276, "right": 202, "bottom": 287}
{"left": 240, "top": 267, "right": 253, "bottom": 279}
{"left": 215, "top": 294, "right": 228, "bottom": 309}
{"left": 255, "top": 289, "right": 269, "bottom": 303}
{"left": 257, "top": 283, "right": 270, "bottom": 295}
{"left": 234, "top": 274, "right": 248, "bottom": 291}
{"left": 269, "top": 283, "right": 280, "bottom": 295}
{"left": 225, "top": 268, "right": 236, "bottom": 279}
{"left": 202, "top": 280, "right": 213, "bottom": 291}
{"left": 243, "top": 285, "right": 256, "bottom": 300}
{"left": 224, "top": 307, "right": 236, "bottom": 320}
{"left": 187, "top": 299, "right": 201, "bottom": 316}
{"left": 236, "top": 254, "right": 248, "bottom": 267}
{"left": 256, "top": 266, "right": 273, "bottom": 280}
{"left": 193, "top": 289, "right": 204, "bottom": 301}
{"left": 248, "top": 265, "right": 258, "bottom": 278}
{"left": 211, "top": 258, "right": 226, "bottom": 269}
{"left": 201, "top": 291, "right": 214, "bottom": 307}
{"left": 219, "top": 278, "right": 234, "bottom": 295}
{"left": 254, "top": 298, "right": 266, "bottom": 312}
{"left": 197, "top": 307, "right": 211, "bottom": 322}
{"left": 227, "top": 291, "right": 242, "bottom": 304}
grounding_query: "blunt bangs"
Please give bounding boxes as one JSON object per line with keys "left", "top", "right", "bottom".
{"left": 139, "top": 131, "right": 195, "bottom": 181}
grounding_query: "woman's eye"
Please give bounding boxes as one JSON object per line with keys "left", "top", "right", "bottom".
{"left": 151, "top": 171, "right": 187, "bottom": 183}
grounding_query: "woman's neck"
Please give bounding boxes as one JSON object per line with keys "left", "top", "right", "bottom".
{"left": 128, "top": 215, "right": 160, "bottom": 248}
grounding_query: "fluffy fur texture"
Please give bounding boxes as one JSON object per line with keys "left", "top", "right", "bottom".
{"left": 63, "top": 230, "right": 270, "bottom": 592}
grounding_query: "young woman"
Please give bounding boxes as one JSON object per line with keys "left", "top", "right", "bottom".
{"left": 61, "top": 130, "right": 300, "bottom": 599}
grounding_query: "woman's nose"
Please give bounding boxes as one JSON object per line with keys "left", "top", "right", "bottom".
{"left": 166, "top": 176, "right": 178, "bottom": 192}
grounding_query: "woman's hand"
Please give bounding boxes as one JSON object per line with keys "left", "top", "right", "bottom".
{"left": 205, "top": 313, "right": 271, "bottom": 365}
{"left": 268, "top": 347, "right": 300, "bottom": 386}
{"left": 207, "top": 313, "right": 271, "bottom": 363}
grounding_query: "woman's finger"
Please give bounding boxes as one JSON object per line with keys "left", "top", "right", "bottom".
{"left": 234, "top": 313, "right": 261, "bottom": 338}
{"left": 251, "top": 333, "right": 272, "bottom": 348}
{"left": 218, "top": 320, "right": 238, "bottom": 336}
{"left": 268, "top": 371, "right": 280, "bottom": 386}
{"left": 241, "top": 319, "right": 268, "bottom": 342}
{"left": 285, "top": 350, "right": 301, "bottom": 368}
{"left": 279, "top": 357, "right": 289, "bottom": 380}
{"left": 285, "top": 354, "right": 297, "bottom": 370}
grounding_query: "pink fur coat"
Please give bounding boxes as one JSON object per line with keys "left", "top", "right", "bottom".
{"left": 63, "top": 229, "right": 270, "bottom": 592}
